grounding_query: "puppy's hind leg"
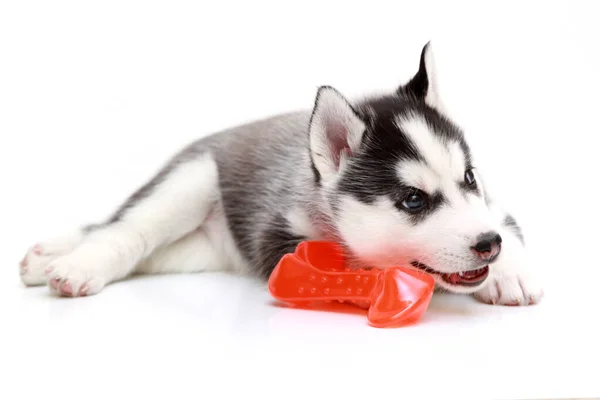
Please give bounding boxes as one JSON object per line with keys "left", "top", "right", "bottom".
{"left": 136, "top": 228, "right": 226, "bottom": 276}
{"left": 41, "top": 152, "right": 220, "bottom": 297}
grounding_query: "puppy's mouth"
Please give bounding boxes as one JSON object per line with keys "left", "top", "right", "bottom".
{"left": 410, "top": 261, "right": 489, "bottom": 287}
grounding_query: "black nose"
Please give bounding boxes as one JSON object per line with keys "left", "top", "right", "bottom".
{"left": 471, "top": 232, "right": 502, "bottom": 262}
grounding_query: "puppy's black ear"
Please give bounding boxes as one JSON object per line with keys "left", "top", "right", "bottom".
{"left": 308, "top": 86, "right": 366, "bottom": 184}
{"left": 403, "top": 42, "right": 446, "bottom": 112}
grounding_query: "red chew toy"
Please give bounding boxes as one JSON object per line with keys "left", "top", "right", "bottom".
{"left": 268, "top": 241, "right": 435, "bottom": 328}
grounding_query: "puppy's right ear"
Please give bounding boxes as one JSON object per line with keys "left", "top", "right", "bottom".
{"left": 308, "top": 86, "right": 366, "bottom": 185}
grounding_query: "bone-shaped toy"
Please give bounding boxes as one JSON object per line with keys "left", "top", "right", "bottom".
{"left": 268, "top": 241, "right": 435, "bottom": 328}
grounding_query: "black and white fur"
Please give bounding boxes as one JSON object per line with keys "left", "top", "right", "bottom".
{"left": 19, "top": 43, "right": 543, "bottom": 306}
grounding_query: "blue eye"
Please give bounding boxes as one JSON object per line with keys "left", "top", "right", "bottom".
{"left": 465, "top": 169, "right": 476, "bottom": 186}
{"left": 401, "top": 190, "right": 426, "bottom": 211}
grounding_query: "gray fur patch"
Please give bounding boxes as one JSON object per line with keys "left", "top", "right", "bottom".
{"left": 503, "top": 214, "right": 525, "bottom": 245}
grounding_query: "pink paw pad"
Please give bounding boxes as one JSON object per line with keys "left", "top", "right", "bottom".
{"left": 59, "top": 281, "right": 73, "bottom": 296}
{"left": 50, "top": 278, "right": 74, "bottom": 296}
{"left": 32, "top": 244, "right": 43, "bottom": 255}
{"left": 50, "top": 278, "right": 88, "bottom": 297}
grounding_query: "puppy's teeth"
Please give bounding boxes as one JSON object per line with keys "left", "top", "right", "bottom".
{"left": 459, "top": 272, "right": 464, "bottom": 277}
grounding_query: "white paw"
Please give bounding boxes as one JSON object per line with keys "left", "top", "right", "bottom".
{"left": 44, "top": 246, "right": 110, "bottom": 297}
{"left": 19, "top": 231, "right": 83, "bottom": 287}
{"left": 474, "top": 269, "right": 543, "bottom": 306}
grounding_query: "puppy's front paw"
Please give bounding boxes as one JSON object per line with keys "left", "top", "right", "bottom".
{"left": 19, "top": 231, "right": 83, "bottom": 286}
{"left": 474, "top": 269, "right": 543, "bottom": 306}
{"left": 45, "top": 249, "right": 109, "bottom": 297}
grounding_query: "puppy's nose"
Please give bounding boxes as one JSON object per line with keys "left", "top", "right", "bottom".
{"left": 471, "top": 232, "right": 502, "bottom": 262}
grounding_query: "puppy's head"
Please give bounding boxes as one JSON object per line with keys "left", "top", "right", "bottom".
{"left": 309, "top": 43, "right": 501, "bottom": 293}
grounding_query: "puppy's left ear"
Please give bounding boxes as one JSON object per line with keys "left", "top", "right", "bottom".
{"left": 308, "top": 86, "right": 366, "bottom": 185}
{"left": 403, "top": 42, "right": 446, "bottom": 112}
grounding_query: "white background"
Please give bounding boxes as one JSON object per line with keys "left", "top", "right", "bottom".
{"left": 1, "top": 1, "right": 599, "bottom": 399}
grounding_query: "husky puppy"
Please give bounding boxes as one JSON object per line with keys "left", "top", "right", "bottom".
{"left": 19, "top": 43, "right": 543, "bottom": 306}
